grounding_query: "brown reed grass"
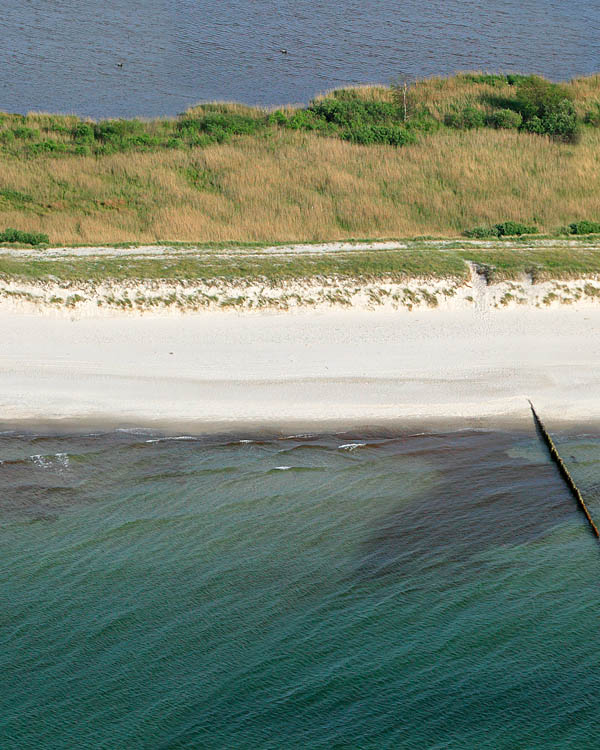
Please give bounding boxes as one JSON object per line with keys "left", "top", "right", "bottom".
{"left": 1, "top": 74, "right": 600, "bottom": 244}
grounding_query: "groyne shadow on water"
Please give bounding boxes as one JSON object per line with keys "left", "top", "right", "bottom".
{"left": 354, "top": 430, "right": 585, "bottom": 582}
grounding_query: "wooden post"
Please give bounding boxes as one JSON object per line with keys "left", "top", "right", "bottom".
{"left": 529, "top": 400, "right": 600, "bottom": 539}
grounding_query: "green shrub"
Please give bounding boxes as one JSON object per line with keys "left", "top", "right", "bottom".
{"left": 28, "top": 139, "right": 68, "bottom": 154}
{"left": 444, "top": 106, "right": 485, "bottom": 130}
{"left": 541, "top": 99, "right": 580, "bottom": 143}
{"left": 489, "top": 108, "right": 523, "bottom": 129}
{"left": 515, "top": 75, "right": 579, "bottom": 142}
{"left": 178, "top": 112, "right": 263, "bottom": 138}
{"left": 516, "top": 76, "right": 573, "bottom": 117}
{"left": 72, "top": 122, "right": 95, "bottom": 142}
{"left": 464, "top": 221, "right": 537, "bottom": 238}
{"left": 0, "top": 228, "right": 49, "bottom": 245}
{"left": 12, "top": 126, "right": 38, "bottom": 140}
{"left": 308, "top": 99, "right": 401, "bottom": 128}
{"left": 268, "top": 110, "right": 288, "bottom": 125}
{"left": 94, "top": 119, "right": 145, "bottom": 141}
{"left": 523, "top": 115, "right": 545, "bottom": 135}
{"left": 47, "top": 119, "right": 70, "bottom": 134}
{"left": 506, "top": 73, "right": 528, "bottom": 86}
{"left": 495, "top": 221, "right": 538, "bottom": 236}
{"left": 285, "top": 109, "right": 328, "bottom": 131}
{"left": 569, "top": 220, "right": 600, "bottom": 234}
{"left": 342, "top": 125, "right": 415, "bottom": 146}
{"left": 463, "top": 226, "right": 499, "bottom": 238}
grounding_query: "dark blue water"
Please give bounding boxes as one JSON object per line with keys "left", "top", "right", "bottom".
{"left": 1, "top": 0, "right": 598, "bottom": 118}
{"left": 2, "top": 428, "right": 600, "bottom": 748}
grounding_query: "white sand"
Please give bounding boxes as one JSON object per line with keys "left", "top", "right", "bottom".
{"left": 2, "top": 302, "right": 600, "bottom": 432}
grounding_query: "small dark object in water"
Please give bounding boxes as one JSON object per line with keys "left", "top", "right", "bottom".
{"left": 116, "top": 62, "right": 124, "bottom": 68}
{"left": 279, "top": 49, "right": 288, "bottom": 54}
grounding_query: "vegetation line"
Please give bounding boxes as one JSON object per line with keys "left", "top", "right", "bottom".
{"left": 528, "top": 400, "right": 600, "bottom": 539}
{"left": 2, "top": 72, "right": 600, "bottom": 244}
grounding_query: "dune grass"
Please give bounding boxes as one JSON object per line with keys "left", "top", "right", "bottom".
{"left": 2, "top": 244, "right": 600, "bottom": 286}
{"left": 0, "top": 248, "right": 468, "bottom": 283}
{"left": 1, "top": 73, "right": 600, "bottom": 245}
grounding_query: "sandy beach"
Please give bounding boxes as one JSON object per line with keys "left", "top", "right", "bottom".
{"left": 2, "top": 298, "right": 600, "bottom": 432}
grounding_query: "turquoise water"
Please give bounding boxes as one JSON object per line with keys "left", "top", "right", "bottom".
{"left": 2, "top": 429, "right": 600, "bottom": 748}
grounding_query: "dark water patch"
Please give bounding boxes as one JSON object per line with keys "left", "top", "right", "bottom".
{"left": 357, "top": 432, "right": 581, "bottom": 580}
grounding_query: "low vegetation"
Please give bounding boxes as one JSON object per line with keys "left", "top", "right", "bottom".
{"left": 0, "top": 228, "right": 49, "bottom": 245}
{"left": 1, "top": 72, "right": 600, "bottom": 244}
{"left": 463, "top": 221, "right": 539, "bottom": 238}
{"left": 2, "top": 243, "right": 600, "bottom": 287}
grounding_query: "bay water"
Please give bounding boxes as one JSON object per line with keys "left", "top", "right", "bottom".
{"left": 1, "top": 0, "right": 599, "bottom": 118}
{"left": 2, "top": 428, "right": 600, "bottom": 748}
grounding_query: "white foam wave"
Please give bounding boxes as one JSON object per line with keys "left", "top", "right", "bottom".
{"left": 145, "top": 436, "right": 196, "bottom": 443}
{"left": 30, "top": 452, "right": 70, "bottom": 469}
{"left": 337, "top": 443, "right": 366, "bottom": 451}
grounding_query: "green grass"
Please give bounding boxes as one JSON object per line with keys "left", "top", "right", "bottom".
{"left": 2, "top": 243, "right": 600, "bottom": 285}
{"left": 0, "top": 248, "right": 468, "bottom": 283}
{"left": 456, "top": 247, "right": 600, "bottom": 282}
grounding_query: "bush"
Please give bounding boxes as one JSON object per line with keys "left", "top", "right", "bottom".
{"left": 342, "top": 125, "right": 415, "bottom": 146}
{"left": 464, "top": 221, "right": 538, "bottom": 238}
{"left": 94, "top": 119, "right": 145, "bottom": 141}
{"left": 495, "top": 221, "right": 538, "bottom": 236}
{"left": 506, "top": 73, "right": 528, "bottom": 86}
{"left": 523, "top": 115, "right": 545, "bottom": 135}
{"left": 308, "top": 99, "right": 400, "bottom": 128}
{"left": 28, "top": 139, "right": 68, "bottom": 154}
{"left": 569, "top": 220, "right": 600, "bottom": 234}
{"left": 178, "top": 112, "right": 263, "bottom": 138}
{"left": 12, "top": 126, "right": 38, "bottom": 140}
{"left": 541, "top": 99, "right": 580, "bottom": 143}
{"left": 165, "top": 137, "right": 184, "bottom": 149}
{"left": 268, "top": 110, "right": 288, "bottom": 125}
{"left": 285, "top": 109, "right": 329, "bottom": 131}
{"left": 0, "top": 228, "right": 49, "bottom": 245}
{"left": 444, "top": 106, "right": 485, "bottom": 130}
{"left": 72, "top": 122, "right": 95, "bottom": 142}
{"left": 489, "top": 108, "right": 523, "bottom": 129}
{"left": 463, "top": 226, "right": 499, "bottom": 238}
{"left": 515, "top": 75, "right": 579, "bottom": 142}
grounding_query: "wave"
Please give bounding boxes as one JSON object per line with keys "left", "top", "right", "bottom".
{"left": 337, "top": 443, "right": 367, "bottom": 451}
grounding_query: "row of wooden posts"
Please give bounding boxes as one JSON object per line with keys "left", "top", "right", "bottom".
{"left": 529, "top": 400, "right": 600, "bottom": 539}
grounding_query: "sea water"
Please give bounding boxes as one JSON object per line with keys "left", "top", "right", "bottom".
{"left": 2, "top": 428, "right": 600, "bottom": 748}
{"left": 1, "top": 0, "right": 599, "bottom": 118}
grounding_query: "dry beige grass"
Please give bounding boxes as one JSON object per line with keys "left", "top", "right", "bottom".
{"left": 2, "top": 73, "right": 600, "bottom": 244}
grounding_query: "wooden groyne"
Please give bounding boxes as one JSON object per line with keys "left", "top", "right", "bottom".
{"left": 529, "top": 400, "right": 600, "bottom": 539}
